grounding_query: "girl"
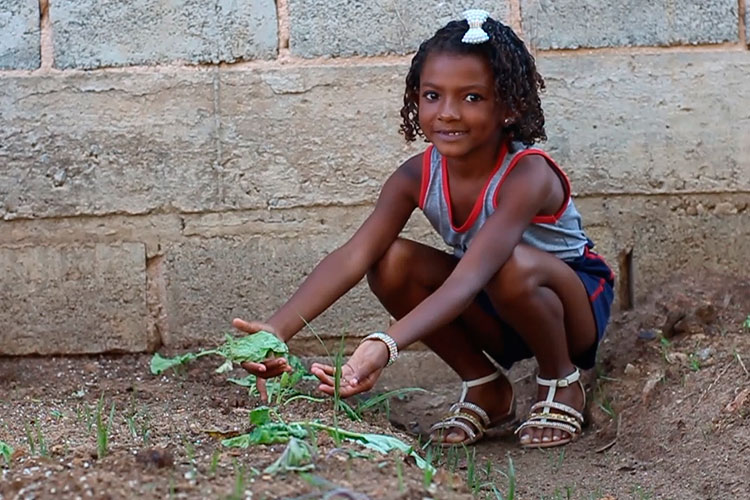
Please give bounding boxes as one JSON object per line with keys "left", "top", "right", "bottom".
{"left": 234, "top": 9, "right": 614, "bottom": 449}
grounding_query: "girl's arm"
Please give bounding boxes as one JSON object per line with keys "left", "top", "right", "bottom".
{"left": 385, "top": 154, "right": 562, "bottom": 346}
{"left": 245, "top": 154, "right": 423, "bottom": 343}
{"left": 313, "top": 154, "right": 565, "bottom": 394}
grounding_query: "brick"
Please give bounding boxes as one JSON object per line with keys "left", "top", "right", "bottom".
{"left": 536, "top": 51, "right": 750, "bottom": 195}
{"left": 0, "top": 243, "right": 148, "bottom": 354}
{"left": 50, "top": 0, "right": 277, "bottom": 69}
{"left": 218, "top": 65, "right": 423, "bottom": 210}
{"left": 0, "top": 0, "right": 40, "bottom": 69}
{"left": 162, "top": 230, "right": 390, "bottom": 349}
{"left": 0, "top": 71, "right": 219, "bottom": 219}
{"left": 288, "top": 0, "right": 510, "bottom": 57}
{"left": 576, "top": 193, "right": 750, "bottom": 302}
{"left": 521, "top": 0, "right": 738, "bottom": 49}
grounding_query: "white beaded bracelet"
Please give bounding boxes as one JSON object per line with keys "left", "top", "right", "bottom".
{"left": 361, "top": 332, "right": 399, "bottom": 367}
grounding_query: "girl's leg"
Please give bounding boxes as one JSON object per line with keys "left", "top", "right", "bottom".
{"left": 484, "top": 243, "right": 597, "bottom": 446}
{"left": 367, "top": 238, "right": 513, "bottom": 443}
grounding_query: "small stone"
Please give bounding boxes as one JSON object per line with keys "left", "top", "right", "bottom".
{"left": 724, "top": 388, "right": 750, "bottom": 413}
{"left": 638, "top": 329, "right": 657, "bottom": 341}
{"left": 714, "top": 202, "right": 737, "bottom": 215}
{"left": 665, "top": 352, "right": 689, "bottom": 365}
{"left": 696, "top": 347, "right": 714, "bottom": 361}
{"left": 624, "top": 363, "right": 639, "bottom": 377}
{"left": 686, "top": 205, "right": 698, "bottom": 216}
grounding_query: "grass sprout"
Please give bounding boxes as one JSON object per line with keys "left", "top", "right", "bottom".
{"left": 95, "top": 395, "right": 116, "bottom": 459}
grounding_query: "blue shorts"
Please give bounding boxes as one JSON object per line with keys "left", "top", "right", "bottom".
{"left": 477, "top": 246, "right": 615, "bottom": 370}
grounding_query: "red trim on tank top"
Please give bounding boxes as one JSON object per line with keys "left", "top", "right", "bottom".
{"left": 441, "top": 142, "right": 509, "bottom": 233}
{"left": 492, "top": 149, "right": 572, "bottom": 224}
{"left": 418, "top": 146, "right": 433, "bottom": 210}
{"left": 584, "top": 246, "right": 616, "bottom": 280}
{"left": 589, "top": 278, "right": 607, "bottom": 302}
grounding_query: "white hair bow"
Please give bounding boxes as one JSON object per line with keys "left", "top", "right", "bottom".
{"left": 461, "top": 9, "right": 490, "bottom": 44}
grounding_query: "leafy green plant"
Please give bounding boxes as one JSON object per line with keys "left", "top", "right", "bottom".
{"left": 688, "top": 353, "right": 702, "bottom": 371}
{"left": 150, "top": 331, "right": 288, "bottom": 375}
{"left": 422, "top": 445, "right": 434, "bottom": 489}
{"left": 222, "top": 409, "right": 434, "bottom": 473}
{"left": 0, "top": 441, "right": 13, "bottom": 465}
{"left": 226, "top": 459, "right": 245, "bottom": 500}
{"left": 354, "top": 387, "right": 427, "bottom": 419}
{"left": 24, "top": 421, "right": 47, "bottom": 457}
{"left": 209, "top": 449, "right": 221, "bottom": 476}
{"left": 743, "top": 314, "right": 750, "bottom": 330}
{"left": 95, "top": 396, "right": 116, "bottom": 459}
{"left": 263, "top": 437, "right": 315, "bottom": 475}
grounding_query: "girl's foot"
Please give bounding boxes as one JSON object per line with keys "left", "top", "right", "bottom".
{"left": 430, "top": 370, "right": 516, "bottom": 445}
{"left": 517, "top": 369, "right": 586, "bottom": 447}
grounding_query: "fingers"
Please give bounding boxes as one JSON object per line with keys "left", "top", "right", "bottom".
{"left": 257, "top": 377, "right": 268, "bottom": 403}
{"left": 232, "top": 318, "right": 275, "bottom": 335}
{"left": 241, "top": 358, "right": 293, "bottom": 379}
{"left": 310, "top": 363, "right": 378, "bottom": 398}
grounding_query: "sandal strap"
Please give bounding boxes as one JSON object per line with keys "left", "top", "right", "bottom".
{"left": 429, "top": 418, "right": 481, "bottom": 442}
{"left": 527, "top": 412, "right": 583, "bottom": 432}
{"left": 459, "top": 370, "right": 501, "bottom": 401}
{"left": 449, "top": 402, "right": 491, "bottom": 427}
{"left": 529, "top": 401, "right": 584, "bottom": 423}
{"left": 536, "top": 368, "right": 580, "bottom": 388}
{"left": 515, "top": 418, "right": 580, "bottom": 438}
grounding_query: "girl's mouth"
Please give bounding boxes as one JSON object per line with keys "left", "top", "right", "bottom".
{"left": 436, "top": 130, "right": 468, "bottom": 138}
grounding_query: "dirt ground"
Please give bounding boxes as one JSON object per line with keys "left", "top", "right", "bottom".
{"left": 1, "top": 270, "right": 749, "bottom": 500}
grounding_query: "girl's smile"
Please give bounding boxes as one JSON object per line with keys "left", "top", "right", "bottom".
{"left": 418, "top": 51, "right": 507, "bottom": 168}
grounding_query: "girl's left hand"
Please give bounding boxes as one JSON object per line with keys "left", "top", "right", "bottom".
{"left": 311, "top": 340, "right": 390, "bottom": 397}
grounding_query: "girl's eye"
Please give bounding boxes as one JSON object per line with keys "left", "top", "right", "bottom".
{"left": 465, "top": 93, "right": 483, "bottom": 102}
{"left": 422, "top": 91, "right": 439, "bottom": 101}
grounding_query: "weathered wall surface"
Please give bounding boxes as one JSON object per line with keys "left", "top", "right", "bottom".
{"left": 1, "top": 0, "right": 748, "bottom": 355}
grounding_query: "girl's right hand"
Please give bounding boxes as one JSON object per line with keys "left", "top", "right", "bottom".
{"left": 231, "top": 318, "right": 292, "bottom": 402}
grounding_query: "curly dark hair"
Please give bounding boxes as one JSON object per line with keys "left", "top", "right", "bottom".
{"left": 400, "top": 17, "right": 546, "bottom": 145}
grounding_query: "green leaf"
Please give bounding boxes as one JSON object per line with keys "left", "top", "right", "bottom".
{"left": 250, "top": 407, "right": 271, "bottom": 426}
{"left": 263, "top": 438, "right": 315, "bottom": 475}
{"left": 222, "top": 423, "right": 308, "bottom": 447}
{"left": 307, "top": 422, "right": 434, "bottom": 473}
{"left": 149, "top": 352, "right": 197, "bottom": 375}
{"left": 0, "top": 441, "right": 13, "bottom": 464}
{"left": 215, "top": 359, "right": 234, "bottom": 374}
{"left": 227, "top": 375, "right": 256, "bottom": 387}
{"left": 222, "top": 331, "right": 288, "bottom": 363}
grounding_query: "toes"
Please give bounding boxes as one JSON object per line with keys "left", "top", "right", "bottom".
{"left": 541, "top": 427, "right": 554, "bottom": 444}
{"left": 520, "top": 428, "right": 542, "bottom": 445}
{"left": 551, "top": 429, "right": 563, "bottom": 442}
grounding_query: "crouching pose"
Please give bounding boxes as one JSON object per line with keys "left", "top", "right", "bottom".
{"left": 233, "top": 9, "right": 614, "bottom": 448}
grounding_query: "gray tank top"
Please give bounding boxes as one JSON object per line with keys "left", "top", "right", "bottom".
{"left": 419, "top": 142, "right": 588, "bottom": 260}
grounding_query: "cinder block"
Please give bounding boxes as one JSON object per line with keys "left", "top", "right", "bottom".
{"left": 288, "top": 0, "right": 510, "bottom": 57}
{"left": 521, "top": 0, "right": 738, "bottom": 49}
{"left": 162, "top": 229, "right": 391, "bottom": 349}
{"left": 0, "top": 71, "right": 219, "bottom": 219}
{"left": 218, "top": 65, "right": 422, "bottom": 210}
{"left": 0, "top": 243, "right": 148, "bottom": 354}
{"left": 576, "top": 194, "right": 750, "bottom": 303}
{"left": 50, "top": 0, "right": 277, "bottom": 69}
{"left": 0, "top": 0, "right": 40, "bottom": 69}
{"left": 536, "top": 51, "right": 750, "bottom": 195}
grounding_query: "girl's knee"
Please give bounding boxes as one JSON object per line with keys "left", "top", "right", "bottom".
{"left": 486, "top": 245, "right": 538, "bottom": 305}
{"left": 367, "top": 238, "right": 416, "bottom": 296}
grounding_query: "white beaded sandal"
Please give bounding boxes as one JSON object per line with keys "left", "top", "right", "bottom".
{"left": 515, "top": 368, "right": 585, "bottom": 448}
{"left": 429, "top": 370, "right": 516, "bottom": 446}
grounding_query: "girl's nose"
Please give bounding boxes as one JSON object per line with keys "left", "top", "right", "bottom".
{"left": 437, "top": 98, "right": 460, "bottom": 121}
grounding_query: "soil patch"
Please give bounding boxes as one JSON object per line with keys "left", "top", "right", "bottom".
{"left": 1, "top": 271, "right": 749, "bottom": 499}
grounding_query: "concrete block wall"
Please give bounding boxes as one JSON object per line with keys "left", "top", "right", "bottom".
{"left": 1, "top": 0, "right": 748, "bottom": 355}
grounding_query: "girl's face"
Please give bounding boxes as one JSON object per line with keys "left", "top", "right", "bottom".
{"left": 417, "top": 51, "right": 508, "bottom": 162}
